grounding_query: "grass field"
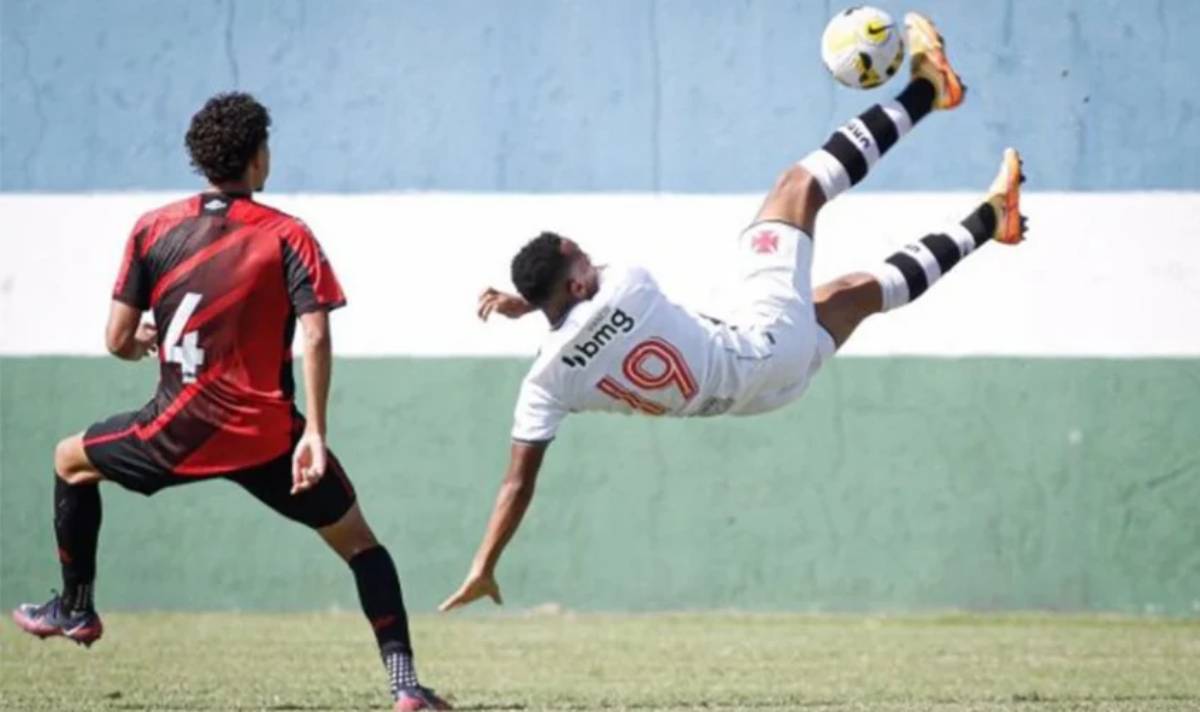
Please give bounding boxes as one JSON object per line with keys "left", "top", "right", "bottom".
{"left": 1, "top": 612, "right": 1197, "bottom": 711}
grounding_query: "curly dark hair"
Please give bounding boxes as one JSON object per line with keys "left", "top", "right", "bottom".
{"left": 185, "top": 92, "right": 271, "bottom": 183}
{"left": 511, "top": 232, "right": 570, "bottom": 306}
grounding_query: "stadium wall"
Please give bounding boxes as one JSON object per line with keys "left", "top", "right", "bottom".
{"left": 2, "top": 194, "right": 1198, "bottom": 616}
{"left": 3, "top": 0, "right": 1199, "bottom": 193}
{"left": 2, "top": 0, "right": 1199, "bottom": 615}
{"left": 2, "top": 354, "right": 1198, "bottom": 615}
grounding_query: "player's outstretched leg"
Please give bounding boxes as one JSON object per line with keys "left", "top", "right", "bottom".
{"left": 319, "top": 506, "right": 451, "bottom": 711}
{"left": 814, "top": 148, "right": 1026, "bottom": 346}
{"left": 758, "top": 11, "right": 965, "bottom": 233}
{"left": 11, "top": 435, "right": 105, "bottom": 647}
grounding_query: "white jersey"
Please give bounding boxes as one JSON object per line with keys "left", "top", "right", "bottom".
{"left": 511, "top": 223, "right": 836, "bottom": 442}
{"left": 513, "top": 265, "right": 772, "bottom": 442}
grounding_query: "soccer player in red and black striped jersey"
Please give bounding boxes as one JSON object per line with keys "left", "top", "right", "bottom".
{"left": 10, "top": 93, "right": 450, "bottom": 712}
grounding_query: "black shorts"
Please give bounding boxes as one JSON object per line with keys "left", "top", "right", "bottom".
{"left": 83, "top": 411, "right": 356, "bottom": 530}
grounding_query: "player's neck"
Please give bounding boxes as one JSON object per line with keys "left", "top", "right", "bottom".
{"left": 544, "top": 305, "right": 568, "bottom": 329}
{"left": 544, "top": 302, "right": 571, "bottom": 329}
{"left": 207, "top": 180, "right": 256, "bottom": 196}
{"left": 544, "top": 295, "right": 584, "bottom": 329}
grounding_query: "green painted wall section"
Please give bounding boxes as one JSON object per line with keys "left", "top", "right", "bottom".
{"left": 1, "top": 357, "right": 1197, "bottom": 615}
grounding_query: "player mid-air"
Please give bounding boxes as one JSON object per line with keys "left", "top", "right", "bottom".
{"left": 11, "top": 93, "right": 450, "bottom": 711}
{"left": 441, "top": 13, "right": 1027, "bottom": 612}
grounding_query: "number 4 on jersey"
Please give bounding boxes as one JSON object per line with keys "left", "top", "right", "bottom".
{"left": 163, "top": 292, "right": 205, "bottom": 383}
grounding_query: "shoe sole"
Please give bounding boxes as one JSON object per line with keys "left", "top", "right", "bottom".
{"left": 395, "top": 699, "right": 452, "bottom": 712}
{"left": 906, "top": 13, "right": 964, "bottom": 109}
{"left": 996, "top": 148, "right": 1025, "bottom": 245}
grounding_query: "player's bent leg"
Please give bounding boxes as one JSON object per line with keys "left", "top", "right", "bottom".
{"left": 11, "top": 433, "right": 105, "bottom": 647}
{"left": 866, "top": 149, "right": 1026, "bottom": 313}
{"left": 755, "top": 165, "right": 826, "bottom": 237}
{"left": 814, "top": 272, "right": 883, "bottom": 348}
{"left": 317, "top": 503, "right": 379, "bottom": 562}
{"left": 322, "top": 506, "right": 451, "bottom": 710}
{"left": 814, "top": 149, "right": 1025, "bottom": 349}
{"left": 54, "top": 434, "right": 103, "bottom": 486}
{"left": 329, "top": 519, "right": 450, "bottom": 710}
{"left": 228, "top": 452, "right": 450, "bottom": 710}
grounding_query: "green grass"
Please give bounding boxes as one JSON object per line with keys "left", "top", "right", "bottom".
{"left": 1, "top": 612, "right": 1198, "bottom": 711}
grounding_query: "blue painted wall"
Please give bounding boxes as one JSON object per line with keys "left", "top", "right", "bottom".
{"left": 2, "top": 0, "right": 1197, "bottom": 192}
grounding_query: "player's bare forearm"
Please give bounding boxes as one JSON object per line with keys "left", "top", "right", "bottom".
{"left": 105, "top": 301, "right": 157, "bottom": 361}
{"left": 472, "top": 442, "right": 548, "bottom": 574}
{"left": 439, "top": 442, "right": 548, "bottom": 611}
{"left": 107, "top": 333, "right": 145, "bottom": 361}
{"left": 477, "top": 287, "right": 536, "bottom": 321}
{"left": 289, "top": 311, "right": 332, "bottom": 495}
{"left": 298, "top": 311, "right": 332, "bottom": 436}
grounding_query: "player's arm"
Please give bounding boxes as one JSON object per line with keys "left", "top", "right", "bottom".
{"left": 439, "top": 440, "right": 549, "bottom": 611}
{"left": 282, "top": 222, "right": 348, "bottom": 495}
{"left": 105, "top": 301, "right": 157, "bottom": 361}
{"left": 108, "top": 216, "right": 156, "bottom": 361}
{"left": 291, "top": 310, "right": 332, "bottom": 494}
{"left": 477, "top": 287, "right": 535, "bottom": 321}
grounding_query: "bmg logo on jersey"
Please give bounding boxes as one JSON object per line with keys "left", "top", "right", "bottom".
{"left": 561, "top": 308, "right": 636, "bottom": 368}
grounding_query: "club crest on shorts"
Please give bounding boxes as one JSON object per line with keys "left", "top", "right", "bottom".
{"left": 750, "top": 229, "right": 779, "bottom": 254}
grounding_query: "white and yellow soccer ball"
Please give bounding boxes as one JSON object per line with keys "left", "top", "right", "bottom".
{"left": 820, "top": 6, "right": 905, "bottom": 89}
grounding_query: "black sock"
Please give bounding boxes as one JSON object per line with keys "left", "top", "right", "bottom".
{"left": 799, "top": 78, "right": 936, "bottom": 201}
{"left": 54, "top": 476, "right": 101, "bottom": 612}
{"left": 894, "top": 78, "right": 936, "bottom": 126}
{"left": 349, "top": 546, "right": 418, "bottom": 697}
{"left": 959, "top": 202, "right": 998, "bottom": 249}
{"left": 868, "top": 203, "right": 998, "bottom": 311}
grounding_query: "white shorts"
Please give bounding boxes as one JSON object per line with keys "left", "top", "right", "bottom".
{"left": 722, "top": 220, "right": 836, "bottom": 415}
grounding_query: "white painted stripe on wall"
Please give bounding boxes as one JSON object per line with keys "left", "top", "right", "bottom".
{"left": 1, "top": 192, "right": 1198, "bottom": 357}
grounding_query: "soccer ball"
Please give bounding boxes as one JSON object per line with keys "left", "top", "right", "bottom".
{"left": 821, "top": 6, "right": 905, "bottom": 89}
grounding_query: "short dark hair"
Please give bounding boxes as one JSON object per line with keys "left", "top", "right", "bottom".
{"left": 511, "top": 232, "right": 569, "bottom": 306}
{"left": 185, "top": 92, "right": 271, "bottom": 183}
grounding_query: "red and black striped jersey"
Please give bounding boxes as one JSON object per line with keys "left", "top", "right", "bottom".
{"left": 109, "top": 192, "right": 345, "bottom": 475}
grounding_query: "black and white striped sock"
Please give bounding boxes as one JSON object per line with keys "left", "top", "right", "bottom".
{"left": 868, "top": 203, "right": 997, "bottom": 312}
{"left": 799, "top": 79, "right": 935, "bottom": 201}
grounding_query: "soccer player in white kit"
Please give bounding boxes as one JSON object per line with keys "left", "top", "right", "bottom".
{"left": 441, "top": 12, "right": 1027, "bottom": 612}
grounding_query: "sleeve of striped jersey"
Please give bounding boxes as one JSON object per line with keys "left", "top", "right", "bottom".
{"left": 282, "top": 225, "right": 347, "bottom": 314}
{"left": 511, "top": 379, "right": 567, "bottom": 443}
{"left": 112, "top": 222, "right": 151, "bottom": 310}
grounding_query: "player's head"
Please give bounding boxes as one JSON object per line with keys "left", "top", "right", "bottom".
{"left": 511, "top": 232, "right": 600, "bottom": 314}
{"left": 185, "top": 92, "right": 272, "bottom": 191}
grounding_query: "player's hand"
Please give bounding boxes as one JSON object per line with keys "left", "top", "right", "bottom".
{"left": 133, "top": 322, "right": 158, "bottom": 359}
{"left": 477, "top": 288, "right": 533, "bottom": 321}
{"left": 290, "top": 430, "right": 327, "bottom": 495}
{"left": 439, "top": 569, "right": 503, "bottom": 612}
